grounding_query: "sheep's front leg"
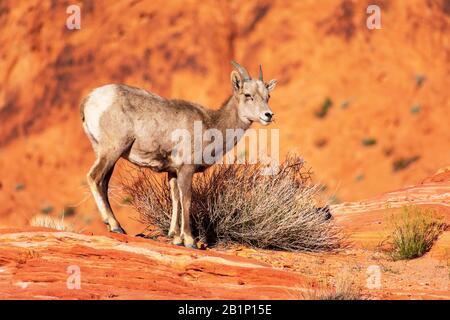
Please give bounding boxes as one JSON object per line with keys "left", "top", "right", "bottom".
{"left": 177, "top": 166, "right": 196, "bottom": 248}
{"left": 168, "top": 172, "right": 182, "bottom": 245}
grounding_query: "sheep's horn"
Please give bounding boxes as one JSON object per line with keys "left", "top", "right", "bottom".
{"left": 259, "top": 65, "right": 263, "bottom": 81}
{"left": 231, "top": 61, "right": 251, "bottom": 81}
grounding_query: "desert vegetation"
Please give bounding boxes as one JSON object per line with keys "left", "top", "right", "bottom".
{"left": 414, "top": 74, "right": 426, "bottom": 88}
{"left": 301, "top": 269, "right": 362, "bottom": 300}
{"left": 29, "top": 214, "right": 74, "bottom": 232}
{"left": 314, "top": 97, "right": 333, "bottom": 118}
{"left": 15, "top": 183, "right": 25, "bottom": 191}
{"left": 384, "top": 205, "right": 446, "bottom": 260}
{"left": 410, "top": 103, "right": 421, "bottom": 114}
{"left": 40, "top": 205, "right": 54, "bottom": 214}
{"left": 121, "top": 155, "right": 343, "bottom": 252}
{"left": 392, "top": 156, "right": 420, "bottom": 172}
{"left": 361, "top": 137, "right": 377, "bottom": 147}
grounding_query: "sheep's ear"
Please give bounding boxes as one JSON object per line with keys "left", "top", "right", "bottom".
{"left": 231, "top": 70, "right": 242, "bottom": 92}
{"left": 266, "top": 79, "right": 277, "bottom": 92}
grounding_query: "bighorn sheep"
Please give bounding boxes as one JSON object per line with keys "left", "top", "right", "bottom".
{"left": 80, "top": 61, "right": 277, "bottom": 248}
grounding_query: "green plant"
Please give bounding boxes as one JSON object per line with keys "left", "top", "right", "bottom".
{"left": 40, "top": 205, "right": 54, "bottom": 215}
{"left": 410, "top": 103, "right": 421, "bottom": 114}
{"left": 392, "top": 155, "right": 420, "bottom": 172}
{"left": 315, "top": 97, "right": 333, "bottom": 118}
{"left": 415, "top": 74, "right": 426, "bottom": 88}
{"left": 121, "top": 196, "right": 133, "bottom": 205}
{"left": 122, "top": 155, "right": 343, "bottom": 252}
{"left": 385, "top": 205, "right": 446, "bottom": 260}
{"left": 61, "top": 206, "right": 76, "bottom": 217}
{"left": 361, "top": 137, "right": 377, "bottom": 146}
{"left": 15, "top": 183, "right": 25, "bottom": 191}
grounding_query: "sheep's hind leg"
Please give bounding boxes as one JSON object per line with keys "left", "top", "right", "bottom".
{"left": 87, "top": 149, "right": 127, "bottom": 234}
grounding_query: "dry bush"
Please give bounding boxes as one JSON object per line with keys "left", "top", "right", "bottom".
{"left": 384, "top": 205, "right": 446, "bottom": 260}
{"left": 121, "top": 154, "right": 343, "bottom": 252}
{"left": 29, "top": 214, "right": 74, "bottom": 232}
{"left": 301, "top": 269, "right": 362, "bottom": 300}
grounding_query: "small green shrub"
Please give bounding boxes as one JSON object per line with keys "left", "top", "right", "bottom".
{"left": 40, "top": 205, "right": 54, "bottom": 215}
{"left": 61, "top": 206, "right": 76, "bottom": 217}
{"left": 15, "top": 183, "right": 25, "bottom": 191}
{"left": 410, "top": 103, "right": 421, "bottom": 114}
{"left": 415, "top": 74, "right": 426, "bottom": 88}
{"left": 315, "top": 97, "right": 333, "bottom": 118}
{"left": 392, "top": 155, "right": 420, "bottom": 172}
{"left": 361, "top": 137, "right": 377, "bottom": 146}
{"left": 121, "top": 196, "right": 133, "bottom": 205}
{"left": 385, "top": 205, "right": 446, "bottom": 260}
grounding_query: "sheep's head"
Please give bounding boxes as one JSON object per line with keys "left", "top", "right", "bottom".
{"left": 230, "top": 61, "right": 277, "bottom": 125}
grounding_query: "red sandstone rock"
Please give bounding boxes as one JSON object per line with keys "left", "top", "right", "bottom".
{"left": 0, "top": 229, "right": 309, "bottom": 299}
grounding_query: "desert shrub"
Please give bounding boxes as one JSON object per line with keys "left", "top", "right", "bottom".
{"left": 15, "top": 182, "right": 25, "bottom": 191}
{"left": 415, "top": 74, "right": 426, "bottom": 87}
{"left": 301, "top": 270, "right": 362, "bottom": 300}
{"left": 61, "top": 206, "right": 76, "bottom": 217}
{"left": 121, "top": 155, "right": 343, "bottom": 252}
{"left": 410, "top": 103, "right": 421, "bottom": 114}
{"left": 30, "top": 214, "right": 74, "bottom": 232}
{"left": 361, "top": 137, "right": 377, "bottom": 146}
{"left": 40, "top": 205, "right": 54, "bottom": 214}
{"left": 315, "top": 97, "right": 333, "bottom": 118}
{"left": 392, "top": 155, "right": 420, "bottom": 172}
{"left": 384, "top": 205, "right": 446, "bottom": 260}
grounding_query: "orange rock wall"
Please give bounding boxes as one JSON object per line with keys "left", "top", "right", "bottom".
{"left": 0, "top": 0, "right": 449, "bottom": 228}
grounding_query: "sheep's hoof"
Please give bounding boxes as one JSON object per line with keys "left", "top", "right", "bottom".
{"left": 172, "top": 236, "right": 183, "bottom": 246}
{"left": 111, "top": 227, "right": 126, "bottom": 234}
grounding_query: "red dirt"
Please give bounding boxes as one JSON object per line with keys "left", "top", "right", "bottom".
{"left": 0, "top": 228, "right": 309, "bottom": 299}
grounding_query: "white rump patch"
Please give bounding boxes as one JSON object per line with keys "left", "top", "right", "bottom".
{"left": 83, "top": 84, "right": 117, "bottom": 141}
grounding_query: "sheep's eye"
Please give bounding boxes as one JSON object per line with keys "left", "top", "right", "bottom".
{"left": 244, "top": 93, "right": 253, "bottom": 100}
